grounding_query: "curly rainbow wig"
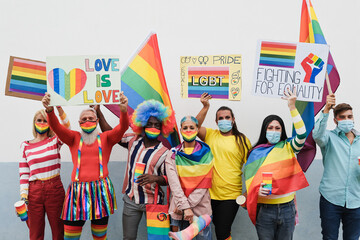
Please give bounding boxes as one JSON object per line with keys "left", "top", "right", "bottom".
{"left": 130, "top": 100, "right": 176, "bottom": 137}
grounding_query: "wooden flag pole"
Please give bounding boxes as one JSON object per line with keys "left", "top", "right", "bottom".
{"left": 325, "top": 71, "right": 333, "bottom": 95}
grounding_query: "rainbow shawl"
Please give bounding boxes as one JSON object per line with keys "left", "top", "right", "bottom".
{"left": 244, "top": 140, "right": 309, "bottom": 225}
{"left": 172, "top": 141, "right": 213, "bottom": 197}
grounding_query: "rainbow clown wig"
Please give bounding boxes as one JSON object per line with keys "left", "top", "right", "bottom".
{"left": 130, "top": 100, "right": 176, "bottom": 137}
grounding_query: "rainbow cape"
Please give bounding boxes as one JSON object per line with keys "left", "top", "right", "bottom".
{"left": 172, "top": 141, "right": 213, "bottom": 197}
{"left": 294, "top": 0, "right": 340, "bottom": 172}
{"left": 105, "top": 33, "right": 180, "bottom": 148}
{"left": 244, "top": 141, "right": 309, "bottom": 225}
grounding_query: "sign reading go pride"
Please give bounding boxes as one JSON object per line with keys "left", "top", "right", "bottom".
{"left": 46, "top": 56, "right": 120, "bottom": 106}
{"left": 252, "top": 40, "right": 329, "bottom": 102}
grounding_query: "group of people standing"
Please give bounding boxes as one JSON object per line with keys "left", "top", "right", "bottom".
{"left": 18, "top": 89, "right": 360, "bottom": 240}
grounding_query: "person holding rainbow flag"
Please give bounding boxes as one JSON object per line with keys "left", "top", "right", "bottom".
{"left": 244, "top": 88, "right": 309, "bottom": 240}
{"left": 166, "top": 115, "right": 213, "bottom": 240}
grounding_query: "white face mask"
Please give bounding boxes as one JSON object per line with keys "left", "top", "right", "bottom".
{"left": 337, "top": 120, "right": 354, "bottom": 133}
{"left": 266, "top": 131, "right": 281, "bottom": 144}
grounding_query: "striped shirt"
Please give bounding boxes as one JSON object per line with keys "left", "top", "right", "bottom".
{"left": 121, "top": 134, "right": 169, "bottom": 204}
{"left": 19, "top": 136, "right": 63, "bottom": 198}
{"left": 19, "top": 111, "right": 70, "bottom": 198}
{"left": 258, "top": 108, "right": 307, "bottom": 204}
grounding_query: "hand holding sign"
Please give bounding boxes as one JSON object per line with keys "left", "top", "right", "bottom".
{"left": 282, "top": 87, "right": 297, "bottom": 111}
{"left": 200, "top": 92, "right": 212, "bottom": 108}
{"left": 42, "top": 93, "right": 53, "bottom": 112}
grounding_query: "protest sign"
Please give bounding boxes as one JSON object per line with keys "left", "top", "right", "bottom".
{"left": 46, "top": 56, "right": 121, "bottom": 106}
{"left": 180, "top": 55, "right": 242, "bottom": 100}
{"left": 253, "top": 40, "right": 329, "bottom": 102}
{"left": 5, "top": 56, "right": 47, "bottom": 101}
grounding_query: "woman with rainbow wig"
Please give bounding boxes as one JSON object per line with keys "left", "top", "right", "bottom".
{"left": 166, "top": 116, "right": 214, "bottom": 240}
{"left": 19, "top": 106, "right": 70, "bottom": 240}
{"left": 96, "top": 99, "right": 176, "bottom": 240}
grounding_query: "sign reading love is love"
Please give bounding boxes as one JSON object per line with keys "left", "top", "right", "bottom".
{"left": 180, "top": 55, "right": 242, "bottom": 101}
{"left": 252, "top": 40, "right": 330, "bottom": 102}
{"left": 46, "top": 56, "right": 121, "bottom": 106}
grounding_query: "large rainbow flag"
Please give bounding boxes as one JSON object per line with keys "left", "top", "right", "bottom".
{"left": 244, "top": 142, "right": 309, "bottom": 225}
{"left": 294, "top": 0, "right": 340, "bottom": 172}
{"left": 105, "top": 33, "right": 180, "bottom": 148}
{"left": 5, "top": 56, "right": 47, "bottom": 101}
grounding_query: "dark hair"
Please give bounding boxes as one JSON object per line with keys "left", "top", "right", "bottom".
{"left": 333, "top": 103, "right": 352, "bottom": 118}
{"left": 215, "top": 106, "right": 249, "bottom": 154}
{"left": 254, "top": 115, "right": 288, "bottom": 147}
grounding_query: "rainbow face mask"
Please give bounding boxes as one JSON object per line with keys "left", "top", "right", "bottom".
{"left": 35, "top": 122, "right": 49, "bottom": 134}
{"left": 181, "top": 130, "right": 197, "bottom": 142}
{"left": 145, "top": 128, "right": 161, "bottom": 139}
{"left": 80, "top": 121, "right": 97, "bottom": 134}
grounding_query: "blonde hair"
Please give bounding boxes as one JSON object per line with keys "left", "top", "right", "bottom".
{"left": 32, "top": 109, "right": 55, "bottom": 138}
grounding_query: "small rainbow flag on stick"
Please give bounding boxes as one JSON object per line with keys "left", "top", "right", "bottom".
{"left": 5, "top": 56, "right": 47, "bottom": 100}
{"left": 259, "top": 42, "right": 297, "bottom": 68}
{"left": 105, "top": 33, "right": 180, "bottom": 148}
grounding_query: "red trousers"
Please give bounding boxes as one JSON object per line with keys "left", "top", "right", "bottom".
{"left": 27, "top": 176, "right": 65, "bottom": 240}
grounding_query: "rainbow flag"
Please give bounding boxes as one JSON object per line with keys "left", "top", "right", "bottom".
{"left": 259, "top": 41, "right": 297, "bottom": 68}
{"left": 5, "top": 56, "right": 47, "bottom": 101}
{"left": 244, "top": 142, "right": 309, "bottom": 225}
{"left": 174, "top": 141, "right": 213, "bottom": 197}
{"left": 105, "top": 33, "right": 180, "bottom": 148}
{"left": 188, "top": 66, "right": 229, "bottom": 99}
{"left": 294, "top": 0, "right": 340, "bottom": 172}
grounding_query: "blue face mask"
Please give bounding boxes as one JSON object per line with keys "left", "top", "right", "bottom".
{"left": 266, "top": 131, "right": 281, "bottom": 144}
{"left": 218, "top": 120, "right": 233, "bottom": 133}
{"left": 337, "top": 120, "right": 354, "bottom": 133}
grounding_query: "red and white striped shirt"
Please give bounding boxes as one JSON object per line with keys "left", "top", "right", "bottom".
{"left": 19, "top": 136, "right": 63, "bottom": 198}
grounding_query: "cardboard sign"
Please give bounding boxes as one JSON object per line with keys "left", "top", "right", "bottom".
{"left": 46, "top": 56, "right": 121, "bottom": 106}
{"left": 5, "top": 56, "right": 47, "bottom": 101}
{"left": 253, "top": 40, "right": 329, "bottom": 102}
{"left": 180, "top": 55, "right": 242, "bottom": 101}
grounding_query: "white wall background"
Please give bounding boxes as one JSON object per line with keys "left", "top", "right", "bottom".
{"left": 0, "top": 0, "right": 359, "bottom": 163}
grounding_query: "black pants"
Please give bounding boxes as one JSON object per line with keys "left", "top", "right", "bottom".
{"left": 63, "top": 216, "right": 109, "bottom": 226}
{"left": 211, "top": 199, "right": 239, "bottom": 240}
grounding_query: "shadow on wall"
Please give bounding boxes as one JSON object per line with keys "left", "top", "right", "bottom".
{"left": 1, "top": 160, "right": 324, "bottom": 240}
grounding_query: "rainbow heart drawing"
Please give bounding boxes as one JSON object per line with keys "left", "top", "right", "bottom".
{"left": 48, "top": 68, "right": 87, "bottom": 101}
{"left": 231, "top": 87, "right": 240, "bottom": 98}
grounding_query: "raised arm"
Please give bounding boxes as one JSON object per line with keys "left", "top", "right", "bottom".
{"left": 313, "top": 94, "right": 335, "bottom": 147}
{"left": 283, "top": 89, "right": 306, "bottom": 154}
{"left": 196, "top": 93, "right": 212, "bottom": 141}
{"left": 104, "top": 92, "right": 130, "bottom": 145}
{"left": 56, "top": 106, "right": 71, "bottom": 129}
{"left": 94, "top": 105, "right": 113, "bottom": 132}
{"left": 42, "top": 93, "right": 76, "bottom": 145}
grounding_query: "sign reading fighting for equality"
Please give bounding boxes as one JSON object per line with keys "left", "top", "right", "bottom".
{"left": 180, "top": 55, "right": 242, "bottom": 101}
{"left": 252, "top": 40, "right": 329, "bottom": 102}
{"left": 46, "top": 56, "right": 121, "bottom": 106}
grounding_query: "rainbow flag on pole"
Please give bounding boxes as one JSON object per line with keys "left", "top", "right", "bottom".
{"left": 105, "top": 33, "right": 180, "bottom": 148}
{"left": 295, "top": 0, "right": 340, "bottom": 172}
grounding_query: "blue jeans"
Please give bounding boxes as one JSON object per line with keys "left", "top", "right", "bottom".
{"left": 255, "top": 200, "right": 296, "bottom": 240}
{"left": 320, "top": 195, "right": 360, "bottom": 240}
{"left": 171, "top": 217, "right": 212, "bottom": 240}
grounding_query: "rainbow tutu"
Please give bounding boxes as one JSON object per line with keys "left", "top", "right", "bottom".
{"left": 61, "top": 176, "right": 117, "bottom": 221}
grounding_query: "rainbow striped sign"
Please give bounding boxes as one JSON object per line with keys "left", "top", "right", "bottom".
{"left": 259, "top": 41, "right": 297, "bottom": 68}
{"left": 5, "top": 56, "right": 47, "bottom": 100}
{"left": 134, "top": 162, "right": 146, "bottom": 182}
{"left": 188, "top": 66, "right": 229, "bottom": 99}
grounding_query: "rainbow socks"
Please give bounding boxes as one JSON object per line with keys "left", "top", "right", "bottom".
{"left": 64, "top": 225, "right": 82, "bottom": 240}
{"left": 91, "top": 223, "right": 108, "bottom": 240}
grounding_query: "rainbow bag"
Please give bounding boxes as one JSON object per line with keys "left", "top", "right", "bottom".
{"left": 146, "top": 184, "right": 170, "bottom": 240}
